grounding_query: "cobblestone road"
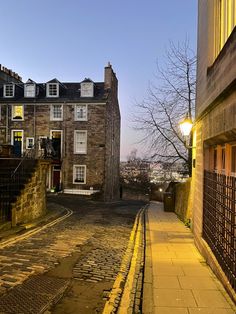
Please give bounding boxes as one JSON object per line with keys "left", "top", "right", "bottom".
{"left": 0, "top": 195, "right": 145, "bottom": 313}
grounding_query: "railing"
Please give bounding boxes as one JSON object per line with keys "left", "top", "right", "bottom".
{"left": 203, "top": 170, "right": 236, "bottom": 291}
{"left": 0, "top": 138, "right": 55, "bottom": 223}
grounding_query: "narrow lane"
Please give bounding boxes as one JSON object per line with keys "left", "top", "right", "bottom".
{"left": 0, "top": 196, "right": 145, "bottom": 313}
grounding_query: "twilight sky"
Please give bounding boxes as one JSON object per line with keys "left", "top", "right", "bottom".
{"left": 0, "top": 0, "right": 197, "bottom": 160}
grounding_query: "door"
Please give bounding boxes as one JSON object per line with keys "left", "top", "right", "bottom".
{"left": 52, "top": 165, "right": 61, "bottom": 191}
{"left": 12, "top": 131, "right": 23, "bottom": 157}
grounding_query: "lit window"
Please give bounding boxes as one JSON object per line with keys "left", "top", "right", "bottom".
{"left": 50, "top": 104, "right": 63, "bottom": 121}
{"left": 4, "top": 84, "right": 14, "bottom": 97}
{"left": 12, "top": 105, "right": 24, "bottom": 120}
{"left": 215, "top": 0, "right": 236, "bottom": 56}
{"left": 74, "top": 130, "right": 87, "bottom": 154}
{"left": 24, "top": 84, "right": 36, "bottom": 98}
{"left": 75, "top": 104, "right": 87, "bottom": 121}
{"left": 26, "top": 137, "right": 34, "bottom": 149}
{"left": 231, "top": 145, "right": 236, "bottom": 176}
{"left": 47, "top": 83, "right": 59, "bottom": 97}
{"left": 73, "top": 165, "right": 86, "bottom": 184}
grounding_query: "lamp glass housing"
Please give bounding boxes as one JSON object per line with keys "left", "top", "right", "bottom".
{"left": 179, "top": 117, "right": 193, "bottom": 136}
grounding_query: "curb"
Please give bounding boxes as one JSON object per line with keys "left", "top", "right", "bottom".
{"left": 103, "top": 204, "right": 147, "bottom": 314}
{"left": 142, "top": 206, "right": 154, "bottom": 314}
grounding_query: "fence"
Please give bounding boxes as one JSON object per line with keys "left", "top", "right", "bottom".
{"left": 203, "top": 170, "right": 236, "bottom": 291}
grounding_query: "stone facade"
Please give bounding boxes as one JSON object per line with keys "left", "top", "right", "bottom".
{"left": 0, "top": 64, "right": 120, "bottom": 201}
{"left": 192, "top": 0, "right": 236, "bottom": 297}
{"left": 11, "top": 161, "right": 49, "bottom": 226}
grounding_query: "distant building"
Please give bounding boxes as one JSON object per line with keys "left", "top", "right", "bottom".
{"left": 193, "top": 1, "right": 236, "bottom": 294}
{"left": 0, "top": 63, "right": 120, "bottom": 201}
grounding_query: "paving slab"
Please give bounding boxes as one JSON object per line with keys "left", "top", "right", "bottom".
{"left": 143, "top": 201, "right": 236, "bottom": 314}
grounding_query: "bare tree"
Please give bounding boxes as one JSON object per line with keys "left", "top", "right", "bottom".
{"left": 134, "top": 40, "right": 196, "bottom": 174}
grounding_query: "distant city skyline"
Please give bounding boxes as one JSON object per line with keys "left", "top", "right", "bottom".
{"left": 0, "top": 0, "right": 197, "bottom": 160}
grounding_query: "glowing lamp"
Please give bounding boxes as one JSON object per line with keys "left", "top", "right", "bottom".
{"left": 179, "top": 115, "right": 193, "bottom": 137}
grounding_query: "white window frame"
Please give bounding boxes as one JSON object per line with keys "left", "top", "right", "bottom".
{"left": 4, "top": 84, "right": 15, "bottom": 98}
{"left": 12, "top": 105, "right": 24, "bottom": 121}
{"left": 24, "top": 83, "right": 36, "bottom": 98}
{"left": 46, "top": 83, "right": 59, "bottom": 97}
{"left": 74, "top": 104, "right": 88, "bottom": 121}
{"left": 26, "top": 137, "right": 35, "bottom": 149}
{"left": 80, "top": 82, "right": 94, "bottom": 97}
{"left": 74, "top": 130, "right": 87, "bottom": 154}
{"left": 50, "top": 104, "right": 63, "bottom": 121}
{"left": 73, "top": 165, "right": 86, "bottom": 184}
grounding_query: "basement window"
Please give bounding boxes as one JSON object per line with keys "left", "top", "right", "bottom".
{"left": 73, "top": 165, "right": 86, "bottom": 184}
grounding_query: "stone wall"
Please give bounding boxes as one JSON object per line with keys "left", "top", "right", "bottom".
{"left": 11, "top": 160, "right": 49, "bottom": 226}
{"left": 174, "top": 180, "right": 191, "bottom": 224}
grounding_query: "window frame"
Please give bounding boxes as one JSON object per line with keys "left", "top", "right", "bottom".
{"left": 11, "top": 105, "right": 24, "bottom": 121}
{"left": 74, "top": 130, "right": 87, "bottom": 154}
{"left": 24, "top": 83, "right": 36, "bottom": 98}
{"left": 46, "top": 83, "right": 59, "bottom": 98}
{"left": 74, "top": 104, "right": 88, "bottom": 121}
{"left": 26, "top": 137, "right": 35, "bottom": 149}
{"left": 4, "top": 84, "right": 15, "bottom": 98}
{"left": 50, "top": 104, "right": 63, "bottom": 121}
{"left": 73, "top": 165, "right": 86, "bottom": 184}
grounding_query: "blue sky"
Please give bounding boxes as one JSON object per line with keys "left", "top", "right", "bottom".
{"left": 0, "top": 0, "right": 197, "bottom": 160}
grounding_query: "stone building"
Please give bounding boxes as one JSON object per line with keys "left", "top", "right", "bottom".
{"left": 193, "top": 0, "right": 236, "bottom": 296}
{"left": 0, "top": 63, "right": 120, "bottom": 201}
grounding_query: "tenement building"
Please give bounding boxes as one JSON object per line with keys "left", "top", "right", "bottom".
{"left": 0, "top": 63, "right": 120, "bottom": 201}
{"left": 193, "top": 1, "right": 236, "bottom": 296}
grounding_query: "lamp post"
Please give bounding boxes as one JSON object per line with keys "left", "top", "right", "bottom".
{"left": 179, "top": 114, "right": 194, "bottom": 176}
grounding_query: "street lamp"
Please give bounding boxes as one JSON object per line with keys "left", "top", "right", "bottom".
{"left": 179, "top": 114, "right": 193, "bottom": 137}
{"left": 179, "top": 114, "right": 195, "bottom": 176}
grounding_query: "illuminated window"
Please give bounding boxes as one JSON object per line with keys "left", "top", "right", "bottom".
{"left": 74, "top": 130, "right": 87, "bottom": 154}
{"left": 12, "top": 105, "right": 24, "bottom": 120}
{"left": 50, "top": 104, "right": 63, "bottom": 121}
{"left": 47, "top": 83, "right": 59, "bottom": 97}
{"left": 75, "top": 104, "right": 87, "bottom": 121}
{"left": 4, "top": 84, "right": 14, "bottom": 97}
{"left": 215, "top": 0, "right": 236, "bottom": 56}
{"left": 73, "top": 165, "right": 86, "bottom": 184}
{"left": 231, "top": 145, "right": 236, "bottom": 176}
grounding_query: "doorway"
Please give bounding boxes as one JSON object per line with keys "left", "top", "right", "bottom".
{"left": 11, "top": 130, "right": 23, "bottom": 157}
{"left": 50, "top": 130, "right": 62, "bottom": 159}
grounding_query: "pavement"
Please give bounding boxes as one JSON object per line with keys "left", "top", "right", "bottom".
{"left": 143, "top": 201, "right": 236, "bottom": 314}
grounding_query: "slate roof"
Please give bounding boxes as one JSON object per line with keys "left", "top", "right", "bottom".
{"left": 0, "top": 80, "right": 107, "bottom": 102}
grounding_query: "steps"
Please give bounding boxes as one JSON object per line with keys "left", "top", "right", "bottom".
{"left": 0, "top": 159, "right": 37, "bottom": 223}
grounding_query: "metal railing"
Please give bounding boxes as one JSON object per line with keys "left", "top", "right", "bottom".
{"left": 203, "top": 170, "right": 236, "bottom": 291}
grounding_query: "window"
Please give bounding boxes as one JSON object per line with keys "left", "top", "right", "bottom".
{"left": 24, "top": 84, "right": 36, "bottom": 98}
{"left": 231, "top": 145, "right": 236, "bottom": 176}
{"left": 73, "top": 165, "right": 86, "bottom": 184}
{"left": 213, "top": 147, "right": 217, "bottom": 171}
{"left": 50, "top": 104, "right": 63, "bottom": 121}
{"left": 26, "top": 137, "right": 34, "bottom": 149}
{"left": 4, "top": 84, "right": 14, "bottom": 97}
{"left": 74, "top": 130, "right": 87, "bottom": 154}
{"left": 215, "top": 0, "right": 236, "bottom": 56}
{"left": 75, "top": 104, "right": 87, "bottom": 121}
{"left": 12, "top": 105, "right": 24, "bottom": 120}
{"left": 47, "top": 83, "right": 59, "bottom": 97}
{"left": 221, "top": 146, "right": 226, "bottom": 173}
{"left": 80, "top": 82, "right": 94, "bottom": 97}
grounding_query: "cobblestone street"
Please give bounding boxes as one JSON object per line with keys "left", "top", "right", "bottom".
{"left": 0, "top": 195, "right": 145, "bottom": 313}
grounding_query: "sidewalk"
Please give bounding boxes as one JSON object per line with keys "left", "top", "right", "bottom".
{"left": 143, "top": 201, "right": 236, "bottom": 314}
